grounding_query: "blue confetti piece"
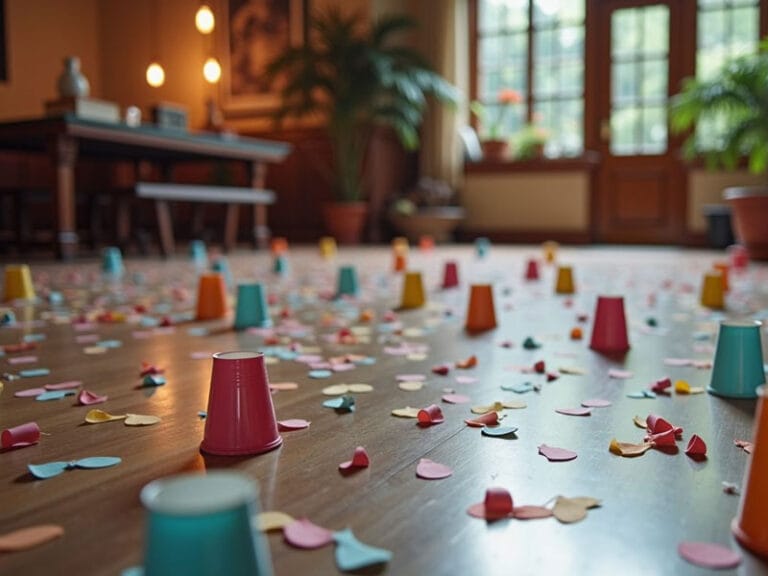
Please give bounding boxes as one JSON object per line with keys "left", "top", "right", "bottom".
{"left": 75, "top": 456, "right": 122, "bottom": 469}
{"left": 352, "top": 356, "right": 376, "bottom": 366}
{"left": 23, "top": 334, "right": 46, "bottom": 343}
{"left": 28, "top": 462, "right": 68, "bottom": 479}
{"left": 276, "top": 350, "right": 299, "bottom": 361}
{"left": 323, "top": 395, "right": 355, "bottom": 411}
{"left": 501, "top": 382, "right": 535, "bottom": 394}
{"left": 28, "top": 456, "right": 122, "bottom": 479}
{"left": 0, "top": 311, "right": 16, "bottom": 325}
{"left": 21, "top": 368, "right": 51, "bottom": 378}
{"left": 333, "top": 529, "right": 392, "bottom": 571}
{"left": 36, "top": 390, "right": 76, "bottom": 401}
{"left": 187, "top": 327, "right": 209, "bottom": 337}
{"left": 48, "top": 291, "right": 64, "bottom": 305}
{"left": 142, "top": 375, "right": 166, "bottom": 387}
{"left": 309, "top": 369, "right": 333, "bottom": 379}
{"left": 481, "top": 426, "right": 519, "bottom": 437}
{"left": 153, "top": 303, "right": 172, "bottom": 314}
{"left": 140, "top": 317, "right": 160, "bottom": 327}
{"left": 97, "top": 340, "right": 123, "bottom": 349}
{"left": 627, "top": 390, "right": 657, "bottom": 399}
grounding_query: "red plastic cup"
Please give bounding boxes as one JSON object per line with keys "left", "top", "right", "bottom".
{"left": 200, "top": 352, "right": 283, "bottom": 456}
{"left": 1, "top": 421, "right": 40, "bottom": 448}
{"left": 727, "top": 244, "right": 749, "bottom": 272}
{"left": 589, "top": 295, "right": 630, "bottom": 353}
{"left": 442, "top": 261, "right": 459, "bottom": 289}
{"left": 524, "top": 258, "right": 539, "bottom": 281}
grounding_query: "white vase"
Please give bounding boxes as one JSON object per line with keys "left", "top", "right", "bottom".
{"left": 57, "top": 56, "right": 90, "bottom": 98}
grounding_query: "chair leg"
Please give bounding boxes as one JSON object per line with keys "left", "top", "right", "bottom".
{"left": 155, "top": 199, "right": 175, "bottom": 257}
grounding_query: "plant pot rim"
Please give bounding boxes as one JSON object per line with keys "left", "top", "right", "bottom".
{"left": 723, "top": 186, "right": 768, "bottom": 200}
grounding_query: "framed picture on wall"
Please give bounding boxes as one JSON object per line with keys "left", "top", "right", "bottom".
{"left": 221, "top": 0, "right": 306, "bottom": 117}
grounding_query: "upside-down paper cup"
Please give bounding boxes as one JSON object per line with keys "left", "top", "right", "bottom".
{"left": 3, "top": 264, "right": 35, "bottom": 301}
{"left": 233, "top": 283, "right": 272, "bottom": 330}
{"left": 442, "top": 261, "right": 459, "bottom": 289}
{"left": 102, "top": 246, "right": 125, "bottom": 278}
{"left": 201, "top": 352, "right": 282, "bottom": 456}
{"left": 140, "top": 472, "right": 273, "bottom": 576}
{"left": 400, "top": 271, "right": 425, "bottom": 309}
{"left": 337, "top": 266, "right": 359, "bottom": 298}
{"left": 589, "top": 296, "right": 630, "bottom": 353}
{"left": 542, "top": 241, "right": 559, "bottom": 263}
{"left": 196, "top": 273, "right": 228, "bottom": 321}
{"left": 524, "top": 258, "right": 539, "bottom": 281}
{"left": 708, "top": 321, "right": 764, "bottom": 398}
{"left": 319, "top": 236, "right": 337, "bottom": 259}
{"left": 465, "top": 284, "right": 497, "bottom": 333}
{"left": 555, "top": 265, "right": 575, "bottom": 294}
{"left": 700, "top": 271, "right": 725, "bottom": 309}
{"left": 732, "top": 385, "right": 768, "bottom": 557}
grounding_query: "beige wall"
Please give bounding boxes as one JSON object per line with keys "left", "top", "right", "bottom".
{"left": 0, "top": 0, "right": 101, "bottom": 121}
{"left": 687, "top": 169, "right": 764, "bottom": 232}
{"left": 462, "top": 172, "right": 590, "bottom": 231}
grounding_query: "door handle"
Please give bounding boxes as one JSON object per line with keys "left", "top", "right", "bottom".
{"left": 600, "top": 119, "right": 611, "bottom": 142}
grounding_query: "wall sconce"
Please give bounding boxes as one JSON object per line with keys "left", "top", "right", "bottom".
{"left": 203, "top": 57, "right": 222, "bottom": 84}
{"left": 195, "top": 5, "right": 215, "bottom": 34}
{"left": 146, "top": 62, "right": 166, "bottom": 88}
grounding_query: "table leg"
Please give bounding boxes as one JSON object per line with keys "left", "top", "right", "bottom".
{"left": 249, "top": 161, "right": 269, "bottom": 249}
{"left": 154, "top": 199, "right": 175, "bottom": 257}
{"left": 50, "top": 135, "right": 79, "bottom": 260}
{"left": 223, "top": 204, "right": 239, "bottom": 252}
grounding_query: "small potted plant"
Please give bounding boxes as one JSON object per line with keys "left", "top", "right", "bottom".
{"left": 669, "top": 40, "right": 768, "bottom": 259}
{"left": 513, "top": 123, "right": 549, "bottom": 160}
{"left": 388, "top": 177, "right": 464, "bottom": 243}
{"left": 470, "top": 88, "right": 522, "bottom": 161}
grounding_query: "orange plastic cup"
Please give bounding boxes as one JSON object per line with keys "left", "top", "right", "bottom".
{"left": 713, "top": 262, "right": 730, "bottom": 292}
{"left": 196, "top": 273, "right": 228, "bottom": 320}
{"left": 700, "top": 271, "right": 724, "bottom": 310}
{"left": 733, "top": 385, "right": 768, "bottom": 557}
{"left": 393, "top": 252, "right": 407, "bottom": 273}
{"left": 465, "top": 284, "right": 497, "bottom": 333}
{"left": 270, "top": 236, "right": 288, "bottom": 255}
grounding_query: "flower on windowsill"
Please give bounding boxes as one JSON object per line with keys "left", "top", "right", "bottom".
{"left": 470, "top": 88, "right": 522, "bottom": 141}
{"left": 514, "top": 124, "right": 549, "bottom": 160}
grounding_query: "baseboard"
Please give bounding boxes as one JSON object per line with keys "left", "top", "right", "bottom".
{"left": 457, "top": 229, "right": 592, "bottom": 244}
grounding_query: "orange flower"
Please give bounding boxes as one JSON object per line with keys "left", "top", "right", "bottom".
{"left": 498, "top": 88, "right": 522, "bottom": 105}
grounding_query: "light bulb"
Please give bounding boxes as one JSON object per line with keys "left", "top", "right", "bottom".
{"left": 203, "top": 57, "right": 221, "bottom": 84}
{"left": 195, "top": 5, "right": 215, "bottom": 34}
{"left": 146, "top": 62, "right": 165, "bottom": 87}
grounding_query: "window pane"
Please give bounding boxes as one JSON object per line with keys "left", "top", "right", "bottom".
{"left": 611, "top": 107, "right": 640, "bottom": 156}
{"left": 613, "top": 62, "right": 637, "bottom": 105}
{"left": 642, "top": 60, "right": 667, "bottom": 100}
{"left": 642, "top": 106, "right": 667, "bottom": 154}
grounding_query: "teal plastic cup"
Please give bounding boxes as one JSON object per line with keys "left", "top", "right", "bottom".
{"left": 337, "top": 265, "right": 359, "bottom": 297}
{"left": 234, "top": 283, "right": 272, "bottom": 330}
{"left": 273, "top": 255, "right": 289, "bottom": 275}
{"left": 102, "top": 246, "right": 124, "bottom": 278}
{"left": 140, "top": 472, "right": 272, "bottom": 576}
{"left": 709, "top": 320, "right": 765, "bottom": 398}
{"left": 475, "top": 237, "right": 491, "bottom": 258}
{"left": 211, "top": 257, "right": 233, "bottom": 289}
{"left": 190, "top": 240, "right": 208, "bottom": 269}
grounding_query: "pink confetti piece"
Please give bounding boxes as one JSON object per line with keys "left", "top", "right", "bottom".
{"left": 283, "top": 518, "right": 334, "bottom": 550}
{"left": 78, "top": 390, "right": 108, "bottom": 406}
{"left": 464, "top": 412, "right": 499, "bottom": 427}
{"left": 513, "top": 505, "right": 554, "bottom": 520}
{"left": 415, "top": 458, "right": 453, "bottom": 480}
{"left": 14, "top": 388, "right": 46, "bottom": 398}
{"left": 396, "top": 374, "right": 426, "bottom": 382}
{"left": 538, "top": 444, "right": 578, "bottom": 462}
{"left": 44, "top": 381, "right": 82, "bottom": 391}
{"left": 678, "top": 542, "right": 741, "bottom": 570}
{"left": 685, "top": 434, "right": 707, "bottom": 458}
{"left": 431, "top": 364, "right": 450, "bottom": 375}
{"left": 75, "top": 334, "right": 100, "bottom": 344}
{"left": 417, "top": 404, "right": 445, "bottom": 426}
{"left": 646, "top": 414, "right": 683, "bottom": 437}
{"left": 608, "top": 369, "right": 633, "bottom": 379}
{"left": 331, "top": 363, "right": 356, "bottom": 372}
{"left": 1, "top": 422, "right": 40, "bottom": 449}
{"left": 189, "top": 351, "right": 213, "bottom": 360}
{"left": 455, "top": 376, "right": 478, "bottom": 385}
{"left": 295, "top": 354, "right": 323, "bottom": 364}
{"left": 269, "top": 382, "right": 299, "bottom": 391}
{"left": 651, "top": 377, "right": 672, "bottom": 393}
{"left": 7, "top": 356, "right": 38, "bottom": 365}
{"left": 441, "top": 394, "right": 470, "bottom": 404}
{"left": 647, "top": 429, "right": 677, "bottom": 447}
{"left": 555, "top": 407, "right": 592, "bottom": 417}
{"left": 277, "top": 419, "right": 310, "bottom": 431}
{"left": 664, "top": 358, "right": 692, "bottom": 366}
{"left": 339, "top": 446, "right": 370, "bottom": 471}
{"left": 734, "top": 439, "right": 753, "bottom": 454}
{"left": 581, "top": 398, "right": 611, "bottom": 408}
{"left": 467, "top": 487, "right": 514, "bottom": 520}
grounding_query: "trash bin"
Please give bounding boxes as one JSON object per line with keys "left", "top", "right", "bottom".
{"left": 703, "top": 204, "right": 735, "bottom": 249}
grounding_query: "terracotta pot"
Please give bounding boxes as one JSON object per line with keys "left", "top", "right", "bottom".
{"left": 724, "top": 187, "right": 768, "bottom": 260}
{"left": 480, "top": 140, "right": 509, "bottom": 162}
{"left": 322, "top": 202, "right": 368, "bottom": 244}
{"left": 389, "top": 207, "right": 465, "bottom": 243}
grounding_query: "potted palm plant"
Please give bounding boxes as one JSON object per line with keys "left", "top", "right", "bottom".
{"left": 669, "top": 40, "right": 768, "bottom": 259}
{"left": 266, "top": 9, "right": 458, "bottom": 243}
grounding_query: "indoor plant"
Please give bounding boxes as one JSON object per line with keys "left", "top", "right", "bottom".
{"left": 266, "top": 9, "right": 458, "bottom": 243}
{"left": 513, "top": 123, "right": 549, "bottom": 160}
{"left": 470, "top": 88, "right": 521, "bottom": 161}
{"left": 388, "top": 177, "right": 464, "bottom": 243}
{"left": 669, "top": 40, "right": 768, "bottom": 259}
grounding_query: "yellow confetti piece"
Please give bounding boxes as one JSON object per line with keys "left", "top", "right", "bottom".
{"left": 632, "top": 415, "right": 646, "bottom": 429}
{"left": 264, "top": 357, "right": 279, "bottom": 365}
{"left": 84, "top": 409, "right": 127, "bottom": 424}
{"left": 391, "top": 406, "right": 420, "bottom": 418}
{"left": 471, "top": 401, "right": 504, "bottom": 414}
{"left": 84, "top": 346, "right": 107, "bottom": 355}
{"left": 322, "top": 384, "right": 350, "bottom": 396}
{"left": 256, "top": 511, "right": 294, "bottom": 532}
{"left": 675, "top": 380, "right": 704, "bottom": 394}
{"left": 609, "top": 438, "right": 653, "bottom": 457}
{"left": 350, "top": 326, "right": 371, "bottom": 336}
{"left": 406, "top": 353, "right": 427, "bottom": 361}
{"left": 403, "top": 328, "right": 425, "bottom": 338}
{"left": 552, "top": 496, "right": 601, "bottom": 524}
{"left": 347, "top": 383, "right": 373, "bottom": 393}
{"left": 398, "top": 381, "right": 423, "bottom": 391}
{"left": 503, "top": 400, "right": 527, "bottom": 409}
{"left": 124, "top": 413, "right": 161, "bottom": 426}
{"left": 559, "top": 366, "right": 586, "bottom": 375}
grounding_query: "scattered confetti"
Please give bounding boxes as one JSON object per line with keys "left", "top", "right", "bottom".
{"left": 84, "top": 410, "right": 126, "bottom": 424}
{"left": 481, "top": 426, "right": 518, "bottom": 438}
{"left": 257, "top": 511, "right": 294, "bottom": 532}
{"left": 734, "top": 439, "right": 753, "bottom": 454}
{"left": 467, "top": 487, "right": 514, "bottom": 520}
{"left": 417, "top": 404, "right": 444, "bottom": 426}
{"left": 722, "top": 482, "right": 739, "bottom": 495}
{"left": 552, "top": 496, "right": 600, "bottom": 524}
{"left": 124, "top": 414, "right": 161, "bottom": 426}
{"left": 142, "top": 374, "right": 166, "bottom": 387}
{"left": 35, "top": 390, "right": 76, "bottom": 402}
{"left": 0, "top": 525, "right": 64, "bottom": 552}
{"left": 77, "top": 389, "right": 108, "bottom": 406}
{"left": 674, "top": 380, "right": 704, "bottom": 394}
{"left": 522, "top": 337, "right": 541, "bottom": 350}
{"left": 277, "top": 419, "right": 310, "bottom": 431}
{"left": 391, "top": 407, "right": 420, "bottom": 418}
{"left": 559, "top": 366, "right": 586, "bottom": 375}
{"left": 323, "top": 395, "right": 355, "bottom": 412}
{"left": 283, "top": 518, "right": 334, "bottom": 549}
{"left": 309, "top": 370, "right": 333, "bottom": 379}
{"left": 45, "top": 380, "right": 82, "bottom": 391}
{"left": 269, "top": 382, "right": 299, "bottom": 391}
{"left": 678, "top": 542, "right": 741, "bottom": 570}
{"left": 501, "top": 382, "right": 535, "bottom": 394}
{"left": 609, "top": 439, "right": 653, "bottom": 458}
{"left": 28, "top": 456, "right": 122, "bottom": 479}
{"left": 19, "top": 368, "right": 50, "bottom": 378}
{"left": 513, "top": 506, "right": 553, "bottom": 520}
{"left": 555, "top": 407, "right": 591, "bottom": 417}
{"left": 333, "top": 528, "right": 392, "bottom": 571}
{"left": 627, "top": 390, "right": 657, "bottom": 399}
{"left": 442, "top": 393, "right": 470, "bottom": 404}
{"left": 14, "top": 388, "right": 46, "bottom": 398}
{"left": 455, "top": 355, "right": 477, "bottom": 369}
{"left": 581, "top": 398, "right": 611, "bottom": 408}
{"left": 398, "top": 381, "right": 423, "bottom": 391}
{"left": 538, "top": 444, "right": 577, "bottom": 462}
{"left": 415, "top": 458, "right": 453, "bottom": 480}
{"left": 608, "top": 369, "right": 633, "bottom": 379}
{"left": 465, "top": 412, "right": 499, "bottom": 427}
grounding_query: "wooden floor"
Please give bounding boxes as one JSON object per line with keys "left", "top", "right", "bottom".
{"left": 1, "top": 245, "right": 767, "bottom": 575}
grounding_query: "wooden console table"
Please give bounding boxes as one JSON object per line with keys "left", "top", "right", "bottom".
{"left": 0, "top": 116, "right": 291, "bottom": 259}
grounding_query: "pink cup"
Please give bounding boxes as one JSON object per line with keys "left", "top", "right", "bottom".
{"left": 524, "top": 259, "right": 539, "bottom": 281}
{"left": 589, "top": 296, "right": 630, "bottom": 353}
{"left": 442, "top": 261, "right": 459, "bottom": 289}
{"left": 201, "top": 352, "right": 282, "bottom": 456}
{"left": 1, "top": 421, "right": 41, "bottom": 448}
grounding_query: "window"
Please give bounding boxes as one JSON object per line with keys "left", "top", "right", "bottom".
{"left": 475, "top": 0, "right": 585, "bottom": 157}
